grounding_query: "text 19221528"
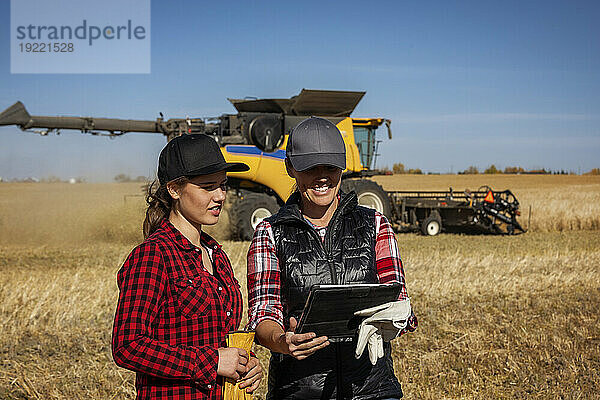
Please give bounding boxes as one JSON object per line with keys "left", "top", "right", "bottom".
{"left": 19, "top": 42, "right": 74, "bottom": 53}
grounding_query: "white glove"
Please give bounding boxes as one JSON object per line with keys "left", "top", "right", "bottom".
{"left": 354, "top": 299, "right": 412, "bottom": 365}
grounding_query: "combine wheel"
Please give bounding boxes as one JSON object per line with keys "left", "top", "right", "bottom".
{"left": 341, "top": 179, "right": 391, "bottom": 218}
{"left": 421, "top": 211, "right": 442, "bottom": 236}
{"left": 230, "top": 191, "right": 279, "bottom": 241}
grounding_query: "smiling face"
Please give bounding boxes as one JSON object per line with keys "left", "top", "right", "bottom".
{"left": 167, "top": 171, "right": 227, "bottom": 227}
{"left": 286, "top": 161, "right": 343, "bottom": 217}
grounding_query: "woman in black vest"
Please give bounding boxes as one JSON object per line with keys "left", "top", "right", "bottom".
{"left": 247, "top": 117, "right": 417, "bottom": 400}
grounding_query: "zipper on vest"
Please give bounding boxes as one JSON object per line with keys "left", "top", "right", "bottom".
{"left": 327, "top": 255, "right": 337, "bottom": 284}
{"left": 323, "top": 195, "right": 353, "bottom": 285}
{"left": 306, "top": 222, "right": 337, "bottom": 284}
{"left": 324, "top": 217, "right": 337, "bottom": 284}
{"left": 292, "top": 210, "right": 339, "bottom": 285}
{"left": 283, "top": 192, "right": 355, "bottom": 285}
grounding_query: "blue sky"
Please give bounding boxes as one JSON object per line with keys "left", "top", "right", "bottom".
{"left": 1, "top": 0, "right": 599, "bottom": 181}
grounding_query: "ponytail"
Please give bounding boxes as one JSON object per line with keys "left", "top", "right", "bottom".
{"left": 143, "top": 177, "right": 187, "bottom": 238}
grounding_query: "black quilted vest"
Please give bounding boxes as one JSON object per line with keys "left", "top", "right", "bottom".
{"left": 265, "top": 191, "right": 403, "bottom": 400}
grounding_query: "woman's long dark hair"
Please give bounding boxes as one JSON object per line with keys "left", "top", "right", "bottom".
{"left": 143, "top": 177, "right": 188, "bottom": 238}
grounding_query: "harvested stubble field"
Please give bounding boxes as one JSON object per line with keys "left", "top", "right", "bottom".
{"left": 0, "top": 176, "right": 599, "bottom": 399}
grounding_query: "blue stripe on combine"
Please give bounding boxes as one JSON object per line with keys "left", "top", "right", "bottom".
{"left": 225, "top": 145, "right": 286, "bottom": 160}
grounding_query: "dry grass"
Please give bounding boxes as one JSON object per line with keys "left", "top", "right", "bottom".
{"left": 0, "top": 179, "right": 599, "bottom": 399}
{"left": 0, "top": 183, "right": 146, "bottom": 246}
{"left": 394, "top": 232, "right": 600, "bottom": 399}
{"left": 0, "top": 183, "right": 230, "bottom": 247}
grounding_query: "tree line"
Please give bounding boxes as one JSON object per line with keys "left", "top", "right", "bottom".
{"left": 114, "top": 174, "right": 150, "bottom": 183}
{"left": 388, "top": 163, "right": 599, "bottom": 175}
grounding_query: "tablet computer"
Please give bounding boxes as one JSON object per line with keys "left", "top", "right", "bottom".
{"left": 295, "top": 283, "right": 401, "bottom": 339}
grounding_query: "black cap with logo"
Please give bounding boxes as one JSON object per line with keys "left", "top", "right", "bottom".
{"left": 158, "top": 134, "right": 249, "bottom": 185}
{"left": 286, "top": 117, "right": 346, "bottom": 172}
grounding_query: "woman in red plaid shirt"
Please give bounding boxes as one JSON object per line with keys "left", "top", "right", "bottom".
{"left": 112, "top": 134, "right": 262, "bottom": 400}
{"left": 247, "top": 118, "right": 417, "bottom": 400}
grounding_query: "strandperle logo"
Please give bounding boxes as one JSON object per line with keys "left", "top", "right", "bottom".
{"left": 11, "top": 0, "right": 151, "bottom": 74}
{"left": 15, "top": 20, "right": 147, "bottom": 46}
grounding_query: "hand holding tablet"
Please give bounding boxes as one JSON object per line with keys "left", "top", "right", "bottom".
{"left": 296, "top": 283, "right": 402, "bottom": 341}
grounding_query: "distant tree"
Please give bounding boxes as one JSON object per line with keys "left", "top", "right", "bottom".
{"left": 115, "top": 174, "right": 148, "bottom": 183}
{"left": 584, "top": 168, "right": 600, "bottom": 175}
{"left": 408, "top": 168, "right": 423, "bottom": 175}
{"left": 114, "top": 173, "right": 132, "bottom": 183}
{"left": 527, "top": 169, "right": 550, "bottom": 174}
{"left": 392, "top": 163, "right": 405, "bottom": 174}
{"left": 378, "top": 166, "right": 392, "bottom": 175}
{"left": 484, "top": 165, "right": 500, "bottom": 174}
{"left": 42, "top": 175, "right": 63, "bottom": 183}
{"left": 462, "top": 166, "right": 479, "bottom": 174}
{"left": 504, "top": 166, "right": 525, "bottom": 174}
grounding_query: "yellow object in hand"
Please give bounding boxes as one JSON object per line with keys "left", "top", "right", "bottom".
{"left": 223, "top": 331, "right": 255, "bottom": 400}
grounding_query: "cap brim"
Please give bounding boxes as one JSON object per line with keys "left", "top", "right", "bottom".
{"left": 187, "top": 161, "right": 250, "bottom": 176}
{"left": 288, "top": 153, "right": 346, "bottom": 172}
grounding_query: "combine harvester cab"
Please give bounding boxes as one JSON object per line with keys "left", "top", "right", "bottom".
{"left": 217, "top": 89, "right": 394, "bottom": 239}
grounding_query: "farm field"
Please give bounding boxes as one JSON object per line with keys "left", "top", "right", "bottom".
{"left": 0, "top": 176, "right": 599, "bottom": 399}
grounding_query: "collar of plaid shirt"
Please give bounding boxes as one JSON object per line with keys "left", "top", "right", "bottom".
{"left": 160, "top": 218, "right": 222, "bottom": 251}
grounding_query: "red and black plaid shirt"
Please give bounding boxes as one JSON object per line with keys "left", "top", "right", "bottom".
{"left": 112, "top": 219, "right": 243, "bottom": 400}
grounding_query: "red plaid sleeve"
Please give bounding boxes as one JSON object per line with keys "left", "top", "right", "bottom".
{"left": 246, "top": 220, "right": 284, "bottom": 330}
{"left": 375, "top": 212, "right": 418, "bottom": 334}
{"left": 112, "top": 241, "right": 218, "bottom": 384}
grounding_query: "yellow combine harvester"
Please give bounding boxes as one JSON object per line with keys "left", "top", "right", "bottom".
{"left": 0, "top": 89, "right": 394, "bottom": 240}
{"left": 221, "top": 90, "right": 392, "bottom": 239}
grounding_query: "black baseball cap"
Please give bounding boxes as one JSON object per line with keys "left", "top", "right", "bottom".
{"left": 286, "top": 117, "right": 346, "bottom": 172}
{"left": 158, "top": 134, "right": 249, "bottom": 185}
